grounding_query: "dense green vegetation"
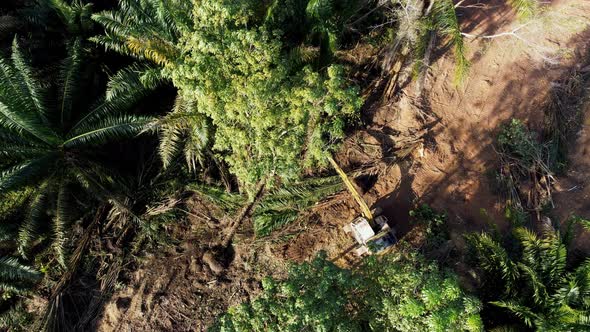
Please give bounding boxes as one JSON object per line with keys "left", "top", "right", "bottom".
{"left": 468, "top": 225, "right": 590, "bottom": 330}
{"left": 0, "top": 40, "right": 153, "bottom": 265}
{"left": 93, "top": 0, "right": 364, "bottom": 194}
{"left": 213, "top": 248, "right": 482, "bottom": 332}
{"left": 215, "top": 207, "right": 590, "bottom": 332}
{"left": 0, "top": 0, "right": 588, "bottom": 331}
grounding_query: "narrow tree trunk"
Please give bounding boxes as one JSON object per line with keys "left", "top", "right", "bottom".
{"left": 219, "top": 180, "right": 266, "bottom": 248}
{"left": 36, "top": 205, "right": 107, "bottom": 331}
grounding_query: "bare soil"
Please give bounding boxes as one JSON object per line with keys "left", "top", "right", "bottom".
{"left": 553, "top": 85, "right": 590, "bottom": 252}
{"left": 97, "top": 1, "right": 590, "bottom": 330}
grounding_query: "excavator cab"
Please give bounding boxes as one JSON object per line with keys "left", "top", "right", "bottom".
{"left": 343, "top": 210, "right": 397, "bottom": 256}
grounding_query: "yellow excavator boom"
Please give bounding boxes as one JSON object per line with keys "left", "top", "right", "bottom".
{"left": 327, "top": 155, "right": 374, "bottom": 223}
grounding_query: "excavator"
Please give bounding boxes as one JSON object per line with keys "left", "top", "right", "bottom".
{"left": 328, "top": 157, "right": 397, "bottom": 256}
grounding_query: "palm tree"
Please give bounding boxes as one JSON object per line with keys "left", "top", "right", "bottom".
{"left": 0, "top": 39, "right": 153, "bottom": 265}
{"left": 467, "top": 227, "right": 590, "bottom": 330}
{"left": 41, "top": 0, "right": 94, "bottom": 36}
{"left": 1, "top": 0, "right": 94, "bottom": 53}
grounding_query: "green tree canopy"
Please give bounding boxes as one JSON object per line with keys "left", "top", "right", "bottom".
{"left": 169, "top": 0, "right": 362, "bottom": 194}
{"left": 363, "top": 250, "right": 483, "bottom": 332}
{"left": 94, "top": 0, "right": 363, "bottom": 196}
{"left": 212, "top": 249, "right": 483, "bottom": 332}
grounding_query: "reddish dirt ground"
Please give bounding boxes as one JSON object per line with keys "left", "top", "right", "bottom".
{"left": 290, "top": 0, "right": 590, "bottom": 261}
{"left": 554, "top": 89, "right": 590, "bottom": 250}
{"left": 362, "top": 0, "right": 590, "bottom": 238}
{"left": 97, "top": 1, "right": 590, "bottom": 331}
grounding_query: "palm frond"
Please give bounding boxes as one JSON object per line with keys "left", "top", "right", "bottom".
{"left": 0, "top": 130, "right": 40, "bottom": 147}
{"left": 158, "top": 121, "right": 184, "bottom": 169}
{"left": 256, "top": 175, "right": 343, "bottom": 211}
{"left": 570, "top": 215, "right": 590, "bottom": 232}
{"left": 107, "top": 196, "right": 142, "bottom": 226}
{"left": 91, "top": 11, "right": 138, "bottom": 41}
{"left": 465, "top": 232, "right": 520, "bottom": 292}
{"left": 253, "top": 175, "right": 343, "bottom": 236}
{"left": 89, "top": 34, "right": 129, "bottom": 56}
{"left": 253, "top": 209, "right": 300, "bottom": 237}
{"left": 472, "top": 225, "right": 590, "bottom": 329}
{"left": 0, "top": 145, "right": 49, "bottom": 162}
{"left": 48, "top": 0, "right": 76, "bottom": 22}
{"left": 514, "top": 226, "right": 567, "bottom": 288}
{"left": 187, "top": 183, "right": 246, "bottom": 213}
{"left": 53, "top": 181, "right": 73, "bottom": 267}
{"left": 565, "top": 259, "right": 590, "bottom": 307}
{"left": 560, "top": 216, "right": 577, "bottom": 248}
{"left": 0, "top": 256, "right": 41, "bottom": 289}
{"left": 518, "top": 262, "right": 549, "bottom": 306}
{"left": 556, "top": 266, "right": 590, "bottom": 312}
{"left": 18, "top": 182, "right": 51, "bottom": 258}
{"left": 124, "top": 36, "right": 178, "bottom": 67}
{"left": 91, "top": 0, "right": 185, "bottom": 66}
{"left": 0, "top": 188, "right": 32, "bottom": 227}
{"left": 507, "top": 0, "right": 539, "bottom": 20}
{"left": 68, "top": 65, "right": 154, "bottom": 134}
{"left": 156, "top": 95, "right": 211, "bottom": 172}
{"left": 513, "top": 227, "right": 542, "bottom": 266}
{"left": 0, "top": 43, "right": 60, "bottom": 146}
{"left": 139, "top": 65, "right": 166, "bottom": 88}
{"left": 106, "top": 62, "right": 164, "bottom": 96}
{"left": 0, "top": 155, "right": 56, "bottom": 193}
{"left": 491, "top": 301, "right": 539, "bottom": 327}
{"left": 0, "top": 102, "right": 54, "bottom": 146}
{"left": 430, "top": 0, "right": 469, "bottom": 84}
{"left": 544, "top": 231, "right": 568, "bottom": 289}
{"left": 183, "top": 126, "right": 210, "bottom": 173}
{"left": 63, "top": 114, "right": 152, "bottom": 148}
{"left": 105, "top": 63, "right": 159, "bottom": 99}
{"left": 10, "top": 39, "right": 50, "bottom": 123}
{"left": 58, "top": 38, "right": 84, "bottom": 127}
{"left": 48, "top": 0, "right": 94, "bottom": 34}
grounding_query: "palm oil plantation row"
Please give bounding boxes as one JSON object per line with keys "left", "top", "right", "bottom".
{"left": 0, "top": 0, "right": 589, "bottom": 331}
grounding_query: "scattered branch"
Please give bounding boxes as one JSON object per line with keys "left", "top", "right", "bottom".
{"left": 461, "top": 22, "right": 532, "bottom": 39}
